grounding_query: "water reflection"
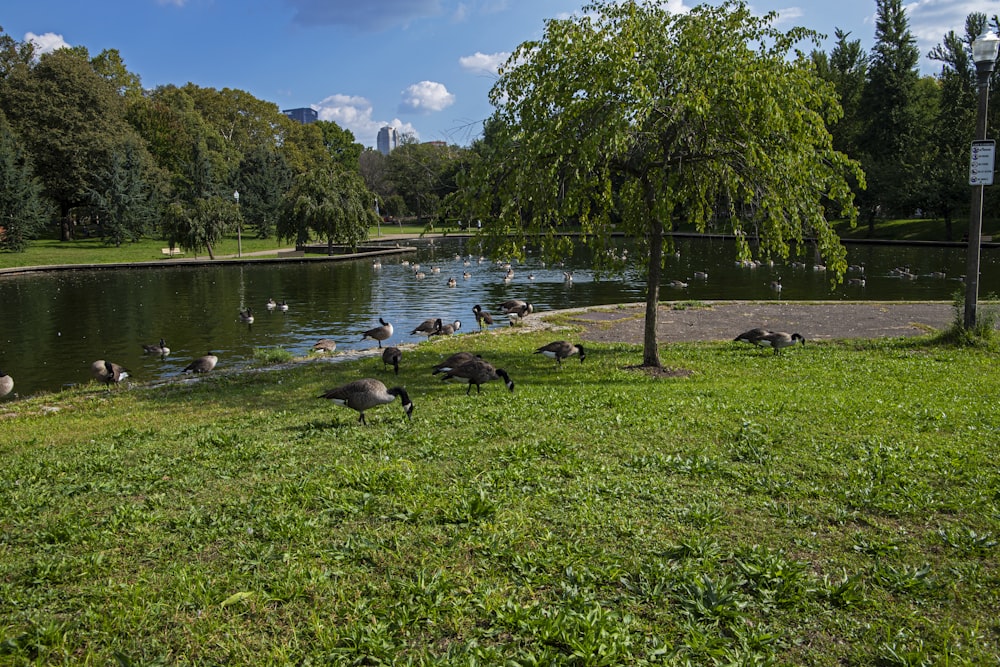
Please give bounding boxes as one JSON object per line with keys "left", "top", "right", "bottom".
{"left": 0, "top": 236, "right": 995, "bottom": 398}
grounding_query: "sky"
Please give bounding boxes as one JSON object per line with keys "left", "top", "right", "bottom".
{"left": 2, "top": 0, "right": 998, "bottom": 149}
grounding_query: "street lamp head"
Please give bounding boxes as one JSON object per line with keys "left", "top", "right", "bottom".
{"left": 233, "top": 190, "right": 240, "bottom": 203}
{"left": 972, "top": 30, "right": 1000, "bottom": 68}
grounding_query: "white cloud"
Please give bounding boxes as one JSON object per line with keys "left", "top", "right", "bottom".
{"left": 399, "top": 81, "right": 456, "bottom": 113}
{"left": 24, "top": 32, "right": 70, "bottom": 55}
{"left": 459, "top": 51, "right": 510, "bottom": 75}
{"left": 314, "top": 94, "right": 418, "bottom": 146}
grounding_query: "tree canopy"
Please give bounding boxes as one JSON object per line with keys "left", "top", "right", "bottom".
{"left": 458, "top": 0, "right": 863, "bottom": 367}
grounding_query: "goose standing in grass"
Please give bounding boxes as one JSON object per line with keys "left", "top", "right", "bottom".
{"left": 411, "top": 318, "right": 440, "bottom": 337}
{"left": 142, "top": 338, "right": 170, "bottom": 357}
{"left": 429, "top": 319, "right": 462, "bottom": 337}
{"left": 432, "top": 352, "right": 482, "bottom": 375}
{"left": 183, "top": 353, "right": 218, "bottom": 374}
{"left": 319, "top": 378, "right": 413, "bottom": 425}
{"left": 91, "top": 360, "right": 130, "bottom": 386}
{"left": 0, "top": 370, "right": 13, "bottom": 399}
{"left": 440, "top": 358, "right": 515, "bottom": 396}
{"left": 312, "top": 339, "right": 337, "bottom": 354}
{"left": 472, "top": 304, "right": 494, "bottom": 330}
{"left": 758, "top": 332, "right": 805, "bottom": 355}
{"left": 733, "top": 328, "right": 772, "bottom": 346}
{"left": 382, "top": 346, "right": 402, "bottom": 375}
{"left": 361, "top": 318, "right": 393, "bottom": 348}
{"left": 239, "top": 308, "right": 254, "bottom": 324}
{"left": 535, "top": 341, "right": 586, "bottom": 366}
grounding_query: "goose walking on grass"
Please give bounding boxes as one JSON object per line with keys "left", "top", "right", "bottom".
{"left": 382, "top": 346, "right": 402, "bottom": 375}
{"left": 472, "top": 304, "right": 494, "bottom": 330}
{"left": 431, "top": 352, "right": 481, "bottom": 375}
{"left": 319, "top": 378, "right": 413, "bottom": 425}
{"left": 361, "top": 318, "right": 393, "bottom": 348}
{"left": 500, "top": 300, "right": 533, "bottom": 326}
{"left": 440, "top": 358, "right": 515, "bottom": 396}
{"left": 758, "top": 332, "right": 805, "bottom": 355}
{"left": 312, "top": 339, "right": 337, "bottom": 354}
{"left": 142, "top": 338, "right": 170, "bottom": 357}
{"left": 534, "top": 341, "right": 586, "bottom": 366}
{"left": 733, "top": 328, "right": 772, "bottom": 346}
{"left": 91, "top": 360, "right": 130, "bottom": 386}
{"left": 0, "top": 370, "right": 13, "bottom": 399}
{"left": 183, "top": 353, "right": 218, "bottom": 374}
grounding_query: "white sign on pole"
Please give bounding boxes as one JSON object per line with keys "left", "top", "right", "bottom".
{"left": 970, "top": 140, "right": 995, "bottom": 186}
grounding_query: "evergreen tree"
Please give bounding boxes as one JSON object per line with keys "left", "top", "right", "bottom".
{"left": 0, "top": 112, "right": 50, "bottom": 251}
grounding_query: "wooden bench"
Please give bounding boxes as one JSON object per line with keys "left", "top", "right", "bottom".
{"left": 161, "top": 247, "right": 184, "bottom": 256}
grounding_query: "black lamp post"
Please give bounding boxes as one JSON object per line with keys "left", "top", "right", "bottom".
{"left": 963, "top": 30, "right": 1000, "bottom": 330}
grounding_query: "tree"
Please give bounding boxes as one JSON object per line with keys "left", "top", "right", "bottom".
{"left": 458, "top": 0, "right": 862, "bottom": 367}
{"left": 0, "top": 111, "right": 50, "bottom": 251}
{"left": 236, "top": 146, "right": 293, "bottom": 239}
{"left": 279, "top": 167, "right": 376, "bottom": 254}
{"left": 89, "top": 137, "right": 156, "bottom": 246}
{"left": 315, "top": 120, "right": 363, "bottom": 173}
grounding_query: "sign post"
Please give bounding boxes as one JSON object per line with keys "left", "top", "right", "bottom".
{"left": 969, "top": 140, "right": 996, "bottom": 186}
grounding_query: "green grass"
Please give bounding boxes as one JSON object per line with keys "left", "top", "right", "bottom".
{"left": 1, "top": 323, "right": 999, "bottom": 665}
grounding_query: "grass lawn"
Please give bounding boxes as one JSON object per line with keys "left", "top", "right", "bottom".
{"left": 1, "top": 322, "right": 998, "bottom": 665}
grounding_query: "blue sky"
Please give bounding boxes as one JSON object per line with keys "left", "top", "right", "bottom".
{"left": 2, "top": 0, "right": 997, "bottom": 148}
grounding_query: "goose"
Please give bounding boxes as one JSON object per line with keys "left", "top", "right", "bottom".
{"left": 361, "top": 318, "right": 393, "bottom": 348}
{"left": 0, "top": 370, "right": 13, "bottom": 399}
{"left": 372, "top": 260, "right": 382, "bottom": 269}
{"left": 414, "top": 270, "right": 426, "bottom": 279}
{"left": 563, "top": 271, "right": 573, "bottom": 282}
{"left": 667, "top": 279, "right": 689, "bottom": 288}
{"left": 382, "top": 346, "right": 402, "bottom": 375}
{"left": 91, "top": 360, "right": 130, "bottom": 385}
{"left": 183, "top": 353, "right": 218, "bottom": 374}
{"left": 239, "top": 308, "right": 254, "bottom": 323}
{"left": 770, "top": 278, "right": 782, "bottom": 292}
{"left": 463, "top": 272, "right": 472, "bottom": 280}
{"left": 848, "top": 263, "right": 865, "bottom": 273}
{"left": 278, "top": 301, "right": 289, "bottom": 312}
{"left": 142, "top": 338, "right": 170, "bottom": 357}
{"left": 503, "top": 270, "right": 514, "bottom": 282}
{"left": 693, "top": 271, "right": 709, "bottom": 280}
{"left": 431, "top": 266, "right": 441, "bottom": 274}
{"left": 499, "top": 299, "right": 532, "bottom": 314}
{"left": 472, "top": 304, "right": 494, "bottom": 330}
{"left": 447, "top": 277, "right": 458, "bottom": 288}
{"left": 848, "top": 277, "right": 866, "bottom": 287}
{"left": 312, "top": 339, "right": 337, "bottom": 354}
{"left": 429, "top": 319, "right": 462, "bottom": 337}
{"left": 528, "top": 273, "right": 536, "bottom": 280}
{"left": 319, "top": 378, "right": 413, "bottom": 425}
{"left": 812, "top": 263, "right": 826, "bottom": 272}
{"left": 758, "top": 332, "right": 805, "bottom": 355}
{"left": 733, "top": 328, "right": 772, "bottom": 346}
{"left": 534, "top": 341, "right": 586, "bottom": 366}
{"left": 431, "top": 351, "right": 482, "bottom": 375}
{"left": 440, "top": 358, "right": 515, "bottom": 396}
{"left": 411, "top": 318, "right": 441, "bottom": 337}
{"left": 266, "top": 298, "right": 277, "bottom": 310}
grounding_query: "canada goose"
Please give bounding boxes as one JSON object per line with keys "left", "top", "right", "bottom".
{"left": 266, "top": 298, "right": 277, "bottom": 310}
{"left": 432, "top": 351, "right": 481, "bottom": 375}
{"left": 472, "top": 304, "right": 494, "bottom": 330}
{"left": 312, "top": 339, "right": 337, "bottom": 354}
{"left": 382, "top": 346, "right": 402, "bottom": 375}
{"left": 319, "top": 378, "right": 413, "bottom": 425}
{"left": 848, "top": 277, "right": 866, "bottom": 287}
{"left": 183, "top": 353, "right": 218, "bottom": 374}
{"left": 447, "top": 277, "right": 457, "bottom": 287}
{"left": 534, "top": 341, "right": 586, "bottom": 366}
{"left": 0, "top": 370, "right": 13, "bottom": 399}
{"left": 431, "top": 266, "right": 441, "bottom": 274}
{"left": 667, "top": 279, "right": 688, "bottom": 288}
{"left": 361, "top": 318, "right": 393, "bottom": 348}
{"left": 499, "top": 299, "right": 532, "bottom": 314}
{"left": 848, "top": 263, "right": 865, "bottom": 273}
{"left": 429, "top": 319, "right": 462, "bottom": 337}
{"left": 411, "top": 318, "right": 441, "bottom": 337}
{"left": 240, "top": 308, "right": 254, "bottom": 323}
{"left": 504, "top": 270, "right": 515, "bottom": 282}
{"left": 142, "top": 338, "right": 170, "bottom": 357}
{"left": 770, "top": 278, "right": 782, "bottom": 292}
{"left": 463, "top": 272, "right": 471, "bottom": 279}
{"left": 528, "top": 273, "right": 535, "bottom": 280}
{"left": 414, "top": 270, "right": 426, "bottom": 279}
{"left": 278, "top": 301, "right": 289, "bottom": 312}
{"left": 758, "top": 332, "right": 805, "bottom": 355}
{"left": 693, "top": 271, "right": 709, "bottom": 280}
{"left": 733, "top": 328, "right": 772, "bottom": 346}
{"left": 372, "top": 260, "right": 382, "bottom": 269}
{"left": 813, "top": 263, "right": 826, "bottom": 272}
{"left": 91, "top": 360, "right": 130, "bottom": 385}
{"left": 563, "top": 271, "right": 573, "bottom": 282}
{"left": 440, "top": 358, "right": 515, "bottom": 396}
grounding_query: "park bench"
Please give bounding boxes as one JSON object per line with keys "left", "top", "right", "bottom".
{"left": 161, "top": 247, "right": 184, "bottom": 257}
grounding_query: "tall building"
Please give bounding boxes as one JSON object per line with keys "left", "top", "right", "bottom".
{"left": 282, "top": 107, "right": 318, "bottom": 124}
{"left": 377, "top": 126, "right": 399, "bottom": 155}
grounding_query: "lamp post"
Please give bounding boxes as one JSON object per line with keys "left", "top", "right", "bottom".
{"left": 233, "top": 190, "right": 242, "bottom": 259}
{"left": 963, "top": 30, "right": 1000, "bottom": 330}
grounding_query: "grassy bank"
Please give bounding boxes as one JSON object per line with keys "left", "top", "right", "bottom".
{"left": 1, "top": 322, "right": 998, "bottom": 665}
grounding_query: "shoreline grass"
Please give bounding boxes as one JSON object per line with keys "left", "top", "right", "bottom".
{"left": 1, "top": 322, "right": 998, "bottom": 665}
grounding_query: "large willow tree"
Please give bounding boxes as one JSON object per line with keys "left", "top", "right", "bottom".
{"left": 461, "top": 0, "right": 863, "bottom": 367}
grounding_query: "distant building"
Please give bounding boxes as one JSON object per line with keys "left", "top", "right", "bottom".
{"left": 423, "top": 140, "right": 447, "bottom": 148}
{"left": 282, "top": 107, "right": 318, "bottom": 124}
{"left": 377, "top": 126, "right": 399, "bottom": 155}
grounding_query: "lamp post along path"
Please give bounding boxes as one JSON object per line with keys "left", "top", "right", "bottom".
{"left": 234, "top": 190, "right": 242, "bottom": 258}
{"left": 964, "top": 30, "right": 1000, "bottom": 330}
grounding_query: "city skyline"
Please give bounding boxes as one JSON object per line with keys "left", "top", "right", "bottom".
{"left": 3, "top": 1, "right": 997, "bottom": 149}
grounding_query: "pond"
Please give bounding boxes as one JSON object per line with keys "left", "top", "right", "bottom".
{"left": 1, "top": 235, "right": 996, "bottom": 398}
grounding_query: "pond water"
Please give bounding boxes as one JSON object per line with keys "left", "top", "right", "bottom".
{"left": 1, "top": 235, "right": 996, "bottom": 398}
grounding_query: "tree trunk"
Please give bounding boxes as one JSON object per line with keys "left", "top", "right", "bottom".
{"left": 643, "top": 217, "right": 663, "bottom": 368}
{"left": 327, "top": 236, "right": 334, "bottom": 256}
{"left": 60, "top": 213, "right": 72, "bottom": 242}
{"left": 206, "top": 241, "right": 215, "bottom": 260}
